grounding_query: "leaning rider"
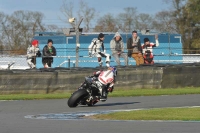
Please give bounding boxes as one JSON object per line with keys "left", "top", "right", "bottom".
{"left": 93, "top": 66, "right": 117, "bottom": 101}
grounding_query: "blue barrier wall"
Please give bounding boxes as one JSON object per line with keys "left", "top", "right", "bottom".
{"left": 33, "top": 32, "right": 182, "bottom": 68}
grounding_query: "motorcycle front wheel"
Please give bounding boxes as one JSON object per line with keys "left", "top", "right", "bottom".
{"left": 67, "top": 89, "right": 89, "bottom": 108}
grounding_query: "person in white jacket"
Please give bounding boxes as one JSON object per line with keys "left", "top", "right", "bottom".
{"left": 88, "top": 33, "right": 111, "bottom": 67}
{"left": 110, "top": 32, "right": 128, "bottom": 66}
{"left": 26, "top": 40, "right": 41, "bottom": 69}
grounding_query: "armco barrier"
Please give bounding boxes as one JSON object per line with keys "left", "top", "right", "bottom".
{"left": 0, "top": 64, "right": 200, "bottom": 94}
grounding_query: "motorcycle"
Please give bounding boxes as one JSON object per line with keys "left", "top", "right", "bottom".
{"left": 67, "top": 76, "right": 112, "bottom": 108}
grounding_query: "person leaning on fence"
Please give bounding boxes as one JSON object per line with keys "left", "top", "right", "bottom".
{"left": 127, "top": 30, "right": 144, "bottom": 66}
{"left": 88, "top": 33, "right": 111, "bottom": 67}
{"left": 142, "top": 34, "right": 159, "bottom": 64}
{"left": 110, "top": 32, "right": 128, "bottom": 66}
{"left": 42, "top": 39, "right": 56, "bottom": 68}
{"left": 26, "top": 40, "right": 41, "bottom": 69}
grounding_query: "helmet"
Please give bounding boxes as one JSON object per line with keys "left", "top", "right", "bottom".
{"left": 109, "top": 66, "right": 117, "bottom": 76}
{"left": 31, "top": 40, "right": 39, "bottom": 46}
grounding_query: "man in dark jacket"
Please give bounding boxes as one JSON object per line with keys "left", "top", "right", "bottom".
{"left": 42, "top": 39, "right": 56, "bottom": 68}
{"left": 127, "top": 31, "right": 144, "bottom": 66}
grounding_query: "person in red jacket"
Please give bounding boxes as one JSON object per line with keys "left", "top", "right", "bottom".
{"left": 142, "top": 34, "right": 159, "bottom": 64}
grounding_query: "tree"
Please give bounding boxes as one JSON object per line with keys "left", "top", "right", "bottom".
{"left": 1, "top": 11, "right": 46, "bottom": 55}
{"left": 60, "top": 0, "right": 96, "bottom": 32}
{"left": 116, "top": 7, "right": 138, "bottom": 32}
{"left": 162, "top": 0, "right": 200, "bottom": 54}
{"left": 186, "top": 0, "right": 200, "bottom": 53}
{"left": 172, "top": 0, "right": 200, "bottom": 53}
{"left": 60, "top": 1, "right": 75, "bottom": 28}
{"left": 152, "top": 11, "right": 176, "bottom": 33}
{"left": 46, "top": 24, "right": 62, "bottom": 32}
{"left": 93, "top": 13, "right": 118, "bottom": 32}
{"left": 135, "top": 13, "right": 153, "bottom": 31}
{"left": 0, "top": 12, "right": 8, "bottom": 52}
{"left": 77, "top": 0, "right": 96, "bottom": 32}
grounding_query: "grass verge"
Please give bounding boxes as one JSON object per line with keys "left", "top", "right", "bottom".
{"left": 0, "top": 93, "right": 71, "bottom": 100}
{"left": 1, "top": 87, "right": 200, "bottom": 100}
{"left": 109, "top": 87, "right": 200, "bottom": 97}
{"left": 92, "top": 107, "right": 200, "bottom": 121}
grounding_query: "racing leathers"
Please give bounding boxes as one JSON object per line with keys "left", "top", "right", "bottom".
{"left": 93, "top": 69, "right": 115, "bottom": 101}
{"left": 88, "top": 38, "right": 111, "bottom": 67}
{"left": 26, "top": 45, "right": 41, "bottom": 68}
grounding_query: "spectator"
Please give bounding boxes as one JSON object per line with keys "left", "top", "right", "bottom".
{"left": 42, "top": 39, "right": 56, "bottom": 68}
{"left": 110, "top": 32, "right": 128, "bottom": 66}
{"left": 127, "top": 31, "right": 144, "bottom": 66}
{"left": 142, "top": 34, "right": 159, "bottom": 64}
{"left": 88, "top": 33, "right": 111, "bottom": 67}
{"left": 26, "top": 40, "right": 41, "bottom": 69}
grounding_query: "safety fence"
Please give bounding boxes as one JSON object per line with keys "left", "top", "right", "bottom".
{"left": 1, "top": 48, "right": 200, "bottom": 69}
{"left": 1, "top": 54, "right": 200, "bottom": 70}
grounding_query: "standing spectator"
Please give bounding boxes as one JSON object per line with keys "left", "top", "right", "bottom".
{"left": 110, "top": 32, "right": 128, "bottom": 66}
{"left": 127, "top": 30, "right": 144, "bottom": 66}
{"left": 88, "top": 33, "right": 111, "bottom": 67}
{"left": 42, "top": 39, "right": 56, "bottom": 68}
{"left": 142, "top": 34, "right": 159, "bottom": 64}
{"left": 26, "top": 40, "right": 41, "bottom": 69}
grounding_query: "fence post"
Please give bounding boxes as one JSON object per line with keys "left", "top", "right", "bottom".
{"left": 73, "top": 61, "right": 75, "bottom": 67}
{"left": 68, "top": 56, "right": 70, "bottom": 68}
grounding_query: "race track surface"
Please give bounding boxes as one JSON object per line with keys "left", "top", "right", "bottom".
{"left": 0, "top": 94, "right": 200, "bottom": 133}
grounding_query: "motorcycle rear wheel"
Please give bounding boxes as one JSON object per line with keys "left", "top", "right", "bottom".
{"left": 67, "top": 89, "right": 89, "bottom": 107}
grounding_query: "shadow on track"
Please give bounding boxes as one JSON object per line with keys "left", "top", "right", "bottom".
{"left": 89, "top": 102, "right": 140, "bottom": 107}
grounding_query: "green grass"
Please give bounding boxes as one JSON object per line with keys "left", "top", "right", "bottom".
{"left": 1, "top": 87, "right": 200, "bottom": 100}
{"left": 0, "top": 93, "right": 71, "bottom": 100}
{"left": 109, "top": 87, "right": 200, "bottom": 97}
{"left": 92, "top": 107, "right": 200, "bottom": 121}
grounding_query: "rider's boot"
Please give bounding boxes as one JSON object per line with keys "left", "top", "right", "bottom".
{"left": 100, "top": 88, "right": 107, "bottom": 101}
{"left": 106, "top": 61, "right": 110, "bottom": 67}
{"left": 99, "top": 62, "right": 103, "bottom": 67}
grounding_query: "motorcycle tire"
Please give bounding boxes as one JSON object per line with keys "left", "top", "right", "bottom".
{"left": 67, "top": 89, "right": 89, "bottom": 107}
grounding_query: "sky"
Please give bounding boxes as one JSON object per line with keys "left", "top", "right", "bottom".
{"left": 0, "top": 0, "right": 170, "bottom": 28}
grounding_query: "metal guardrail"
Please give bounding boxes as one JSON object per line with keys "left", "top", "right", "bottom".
{"left": 53, "top": 54, "right": 200, "bottom": 67}
{"left": 1, "top": 54, "right": 200, "bottom": 69}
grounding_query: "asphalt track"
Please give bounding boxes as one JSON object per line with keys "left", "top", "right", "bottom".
{"left": 1, "top": 94, "right": 200, "bottom": 133}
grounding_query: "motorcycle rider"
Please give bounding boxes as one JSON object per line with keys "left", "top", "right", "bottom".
{"left": 93, "top": 66, "right": 117, "bottom": 101}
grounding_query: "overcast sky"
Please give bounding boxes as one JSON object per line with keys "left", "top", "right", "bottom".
{"left": 0, "top": 0, "right": 170, "bottom": 28}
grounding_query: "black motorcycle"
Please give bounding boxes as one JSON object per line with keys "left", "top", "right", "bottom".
{"left": 67, "top": 76, "right": 111, "bottom": 108}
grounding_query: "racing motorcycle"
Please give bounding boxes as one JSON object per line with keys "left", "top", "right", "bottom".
{"left": 67, "top": 76, "right": 112, "bottom": 108}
